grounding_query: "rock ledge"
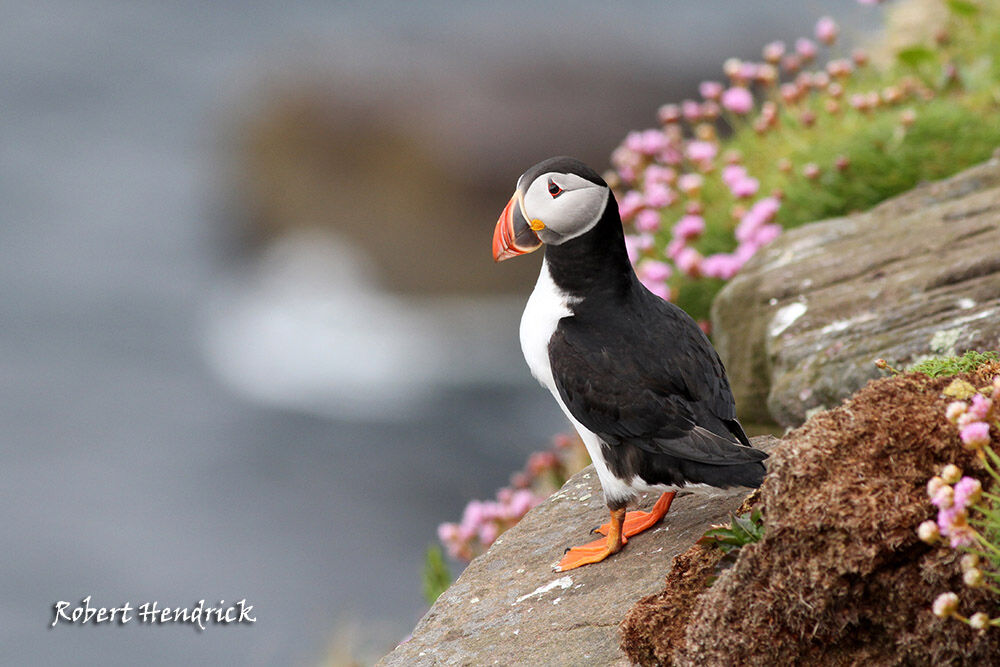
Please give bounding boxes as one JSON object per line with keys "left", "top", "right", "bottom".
{"left": 380, "top": 439, "right": 773, "bottom": 666}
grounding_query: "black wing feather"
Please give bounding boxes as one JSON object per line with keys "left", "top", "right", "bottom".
{"left": 549, "top": 291, "right": 764, "bottom": 466}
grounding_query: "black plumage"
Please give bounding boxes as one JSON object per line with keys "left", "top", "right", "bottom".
{"left": 542, "top": 161, "right": 766, "bottom": 502}
{"left": 494, "top": 156, "right": 766, "bottom": 569}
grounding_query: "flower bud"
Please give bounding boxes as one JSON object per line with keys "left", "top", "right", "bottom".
{"left": 932, "top": 485, "right": 954, "bottom": 509}
{"left": 969, "top": 612, "right": 990, "bottom": 631}
{"left": 946, "top": 401, "right": 968, "bottom": 423}
{"left": 940, "top": 464, "right": 962, "bottom": 485}
{"left": 917, "top": 520, "right": 940, "bottom": 544}
{"left": 933, "top": 592, "right": 959, "bottom": 618}
{"left": 927, "top": 476, "right": 945, "bottom": 499}
{"left": 960, "top": 553, "right": 980, "bottom": 572}
{"left": 964, "top": 568, "right": 983, "bottom": 588}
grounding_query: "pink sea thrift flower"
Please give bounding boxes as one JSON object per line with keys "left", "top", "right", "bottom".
{"left": 644, "top": 164, "right": 676, "bottom": 185}
{"left": 478, "top": 522, "right": 499, "bottom": 545}
{"left": 673, "top": 214, "right": 706, "bottom": 240}
{"left": 753, "top": 223, "right": 782, "bottom": 247}
{"left": 634, "top": 209, "right": 662, "bottom": 233}
{"left": 638, "top": 259, "right": 673, "bottom": 284}
{"left": 686, "top": 140, "right": 717, "bottom": 164}
{"left": 722, "top": 164, "right": 748, "bottom": 188}
{"left": 644, "top": 182, "right": 675, "bottom": 209}
{"left": 932, "top": 485, "right": 955, "bottom": 509}
{"left": 763, "top": 41, "right": 785, "bottom": 63}
{"left": 815, "top": 16, "right": 839, "bottom": 45}
{"left": 618, "top": 190, "right": 644, "bottom": 221}
{"left": 795, "top": 37, "right": 818, "bottom": 61}
{"left": 960, "top": 421, "right": 991, "bottom": 449}
{"left": 700, "top": 253, "right": 742, "bottom": 280}
{"left": 721, "top": 86, "right": 754, "bottom": 114}
{"left": 675, "top": 247, "right": 702, "bottom": 277}
{"left": 954, "top": 477, "right": 983, "bottom": 509}
{"left": 677, "top": 173, "right": 704, "bottom": 195}
{"left": 682, "top": 99, "right": 702, "bottom": 122}
{"left": 731, "top": 176, "right": 760, "bottom": 199}
{"left": 699, "top": 80, "right": 723, "bottom": 100}
{"left": 658, "top": 103, "right": 681, "bottom": 124}
{"left": 968, "top": 393, "right": 993, "bottom": 421}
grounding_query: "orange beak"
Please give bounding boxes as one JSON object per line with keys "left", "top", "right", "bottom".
{"left": 493, "top": 190, "right": 542, "bottom": 262}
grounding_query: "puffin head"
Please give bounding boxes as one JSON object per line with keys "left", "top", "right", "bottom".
{"left": 493, "top": 156, "right": 611, "bottom": 262}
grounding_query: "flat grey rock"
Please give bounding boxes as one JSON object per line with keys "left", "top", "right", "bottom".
{"left": 713, "top": 158, "right": 1000, "bottom": 427}
{"left": 380, "top": 437, "right": 775, "bottom": 666}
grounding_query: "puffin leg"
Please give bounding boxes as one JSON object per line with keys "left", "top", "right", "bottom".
{"left": 555, "top": 507, "right": 627, "bottom": 572}
{"left": 593, "top": 491, "right": 676, "bottom": 538}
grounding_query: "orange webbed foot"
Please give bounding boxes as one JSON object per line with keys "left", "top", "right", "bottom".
{"left": 593, "top": 491, "right": 675, "bottom": 539}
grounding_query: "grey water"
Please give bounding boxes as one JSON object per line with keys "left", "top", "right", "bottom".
{"left": 1, "top": 1, "right": 871, "bottom": 663}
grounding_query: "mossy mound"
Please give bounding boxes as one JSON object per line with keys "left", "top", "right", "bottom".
{"left": 622, "top": 366, "right": 1000, "bottom": 665}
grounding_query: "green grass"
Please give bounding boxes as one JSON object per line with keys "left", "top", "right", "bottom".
{"left": 908, "top": 350, "right": 1000, "bottom": 377}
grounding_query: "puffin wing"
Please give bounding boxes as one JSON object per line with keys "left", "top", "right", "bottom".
{"left": 548, "top": 301, "right": 763, "bottom": 466}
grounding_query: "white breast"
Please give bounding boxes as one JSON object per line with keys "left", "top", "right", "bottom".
{"left": 518, "top": 259, "right": 637, "bottom": 505}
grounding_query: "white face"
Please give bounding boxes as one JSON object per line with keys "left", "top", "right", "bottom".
{"left": 519, "top": 171, "right": 609, "bottom": 245}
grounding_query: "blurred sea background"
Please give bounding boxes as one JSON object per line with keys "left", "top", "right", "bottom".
{"left": 2, "top": 1, "right": 873, "bottom": 664}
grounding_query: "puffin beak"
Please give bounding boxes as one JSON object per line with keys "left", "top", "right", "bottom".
{"left": 493, "top": 190, "right": 542, "bottom": 262}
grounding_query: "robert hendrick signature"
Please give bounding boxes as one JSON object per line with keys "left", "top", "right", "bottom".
{"left": 50, "top": 596, "right": 255, "bottom": 631}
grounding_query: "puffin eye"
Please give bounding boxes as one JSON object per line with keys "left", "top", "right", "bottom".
{"left": 547, "top": 179, "right": 564, "bottom": 198}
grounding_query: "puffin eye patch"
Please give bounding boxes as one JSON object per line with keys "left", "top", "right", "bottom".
{"left": 547, "top": 178, "right": 564, "bottom": 198}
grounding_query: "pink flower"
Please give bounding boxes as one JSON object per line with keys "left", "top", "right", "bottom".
{"left": 932, "top": 485, "right": 955, "bottom": 509}
{"left": 731, "top": 176, "right": 760, "bottom": 199}
{"left": 734, "top": 241, "right": 758, "bottom": 264}
{"left": 438, "top": 522, "right": 459, "bottom": 543}
{"left": 954, "top": 477, "right": 983, "bottom": 509}
{"left": 795, "top": 37, "right": 818, "bottom": 61}
{"left": 461, "top": 500, "right": 486, "bottom": 529}
{"left": 635, "top": 209, "right": 662, "bottom": 232}
{"left": 753, "top": 223, "right": 782, "bottom": 246}
{"left": 815, "top": 16, "right": 839, "bottom": 45}
{"left": 478, "top": 522, "right": 499, "bottom": 546}
{"left": 699, "top": 80, "right": 723, "bottom": 100}
{"left": 509, "top": 489, "right": 540, "bottom": 517}
{"left": 721, "top": 86, "right": 754, "bottom": 114}
{"left": 635, "top": 233, "right": 655, "bottom": 251}
{"left": 701, "top": 253, "right": 742, "bottom": 280}
{"left": 763, "top": 41, "right": 785, "bottom": 63}
{"left": 673, "top": 214, "right": 706, "bottom": 240}
{"left": 644, "top": 182, "right": 675, "bottom": 209}
{"left": 618, "top": 190, "right": 644, "bottom": 221}
{"left": 677, "top": 173, "right": 704, "bottom": 195}
{"left": 682, "top": 99, "right": 702, "bottom": 122}
{"left": 675, "top": 247, "right": 702, "bottom": 277}
{"left": 666, "top": 238, "right": 687, "bottom": 261}
{"left": 968, "top": 393, "right": 993, "bottom": 421}
{"left": 660, "top": 104, "right": 682, "bottom": 125}
{"left": 644, "top": 164, "right": 676, "bottom": 185}
{"left": 686, "top": 140, "right": 718, "bottom": 164}
{"left": 750, "top": 196, "right": 781, "bottom": 222}
{"left": 960, "top": 421, "right": 991, "bottom": 449}
{"left": 722, "top": 164, "right": 748, "bottom": 188}
{"left": 638, "top": 259, "right": 673, "bottom": 284}
{"left": 642, "top": 129, "right": 672, "bottom": 155}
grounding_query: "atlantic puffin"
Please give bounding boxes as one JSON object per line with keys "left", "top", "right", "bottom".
{"left": 493, "top": 156, "right": 767, "bottom": 571}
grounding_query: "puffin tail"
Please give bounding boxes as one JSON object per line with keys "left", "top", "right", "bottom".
{"left": 680, "top": 458, "right": 767, "bottom": 489}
